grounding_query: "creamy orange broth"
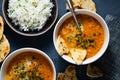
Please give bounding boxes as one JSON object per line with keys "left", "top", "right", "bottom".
{"left": 6, "top": 52, "right": 53, "bottom": 80}
{"left": 59, "top": 14, "right": 104, "bottom": 59}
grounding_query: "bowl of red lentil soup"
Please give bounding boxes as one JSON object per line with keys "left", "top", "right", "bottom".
{"left": 0, "top": 48, "right": 56, "bottom": 80}
{"left": 53, "top": 9, "right": 109, "bottom": 65}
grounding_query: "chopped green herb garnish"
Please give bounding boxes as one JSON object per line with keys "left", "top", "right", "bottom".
{"left": 81, "top": 44, "right": 88, "bottom": 49}
{"left": 32, "top": 2, "right": 37, "bottom": 7}
{"left": 25, "top": 0, "right": 28, "bottom": 2}
{"left": 75, "top": 32, "right": 95, "bottom": 49}
{"left": 88, "top": 39, "right": 94, "bottom": 43}
{"left": 21, "top": 64, "right": 25, "bottom": 70}
{"left": 67, "top": 37, "right": 72, "bottom": 42}
{"left": 13, "top": 64, "right": 44, "bottom": 80}
{"left": 75, "top": 33, "right": 82, "bottom": 37}
{"left": 79, "top": 22, "right": 83, "bottom": 26}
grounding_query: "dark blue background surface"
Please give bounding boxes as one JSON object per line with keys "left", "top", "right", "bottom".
{"left": 0, "top": 0, "right": 120, "bottom": 80}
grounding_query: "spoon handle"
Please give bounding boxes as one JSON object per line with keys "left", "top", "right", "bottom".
{"left": 66, "top": 0, "right": 81, "bottom": 30}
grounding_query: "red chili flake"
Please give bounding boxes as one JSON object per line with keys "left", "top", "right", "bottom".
{"left": 83, "top": 34, "right": 86, "bottom": 37}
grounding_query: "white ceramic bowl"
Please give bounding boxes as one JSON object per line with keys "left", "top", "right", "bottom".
{"left": 0, "top": 48, "right": 56, "bottom": 80}
{"left": 53, "top": 9, "right": 109, "bottom": 65}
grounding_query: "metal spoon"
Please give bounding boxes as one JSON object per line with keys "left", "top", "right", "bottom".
{"left": 66, "top": 0, "right": 82, "bottom": 30}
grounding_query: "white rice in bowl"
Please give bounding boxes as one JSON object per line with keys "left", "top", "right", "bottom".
{"left": 7, "top": 0, "right": 54, "bottom": 31}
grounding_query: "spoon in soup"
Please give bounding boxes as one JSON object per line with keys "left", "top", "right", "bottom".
{"left": 66, "top": 0, "right": 83, "bottom": 31}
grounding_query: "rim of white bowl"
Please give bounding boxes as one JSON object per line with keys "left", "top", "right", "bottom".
{"left": 53, "top": 9, "right": 110, "bottom": 65}
{"left": 0, "top": 48, "right": 56, "bottom": 80}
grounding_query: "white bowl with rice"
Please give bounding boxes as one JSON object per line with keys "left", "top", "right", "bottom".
{"left": 2, "top": 0, "right": 58, "bottom": 36}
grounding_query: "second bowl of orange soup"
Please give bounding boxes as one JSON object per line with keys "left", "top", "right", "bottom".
{"left": 53, "top": 9, "right": 109, "bottom": 65}
{"left": 0, "top": 48, "right": 56, "bottom": 80}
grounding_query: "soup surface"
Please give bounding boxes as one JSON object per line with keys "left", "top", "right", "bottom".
{"left": 6, "top": 52, "right": 53, "bottom": 80}
{"left": 59, "top": 14, "right": 104, "bottom": 59}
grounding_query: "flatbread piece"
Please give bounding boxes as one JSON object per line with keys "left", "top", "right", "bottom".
{"left": 70, "top": 48, "right": 87, "bottom": 65}
{"left": 66, "top": 0, "right": 96, "bottom": 12}
{"left": 0, "top": 35, "right": 10, "bottom": 62}
{"left": 86, "top": 64, "right": 104, "bottom": 78}
{"left": 56, "top": 35, "right": 69, "bottom": 55}
{"left": 0, "top": 16, "right": 4, "bottom": 39}
{"left": 57, "top": 65, "right": 78, "bottom": 80}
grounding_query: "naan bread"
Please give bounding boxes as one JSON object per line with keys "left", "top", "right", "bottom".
{"left": 80, "top": 0, "right": 96, "bottom": 12}
{"left": 0, "top": 35, "right": 10, "bottom": 62}
{"left": 57, "top": 65, "right": 78, "bottom": 80}
{"left": 64, "top": 74, "right": 78, "bottom": 80}
{"left": 65, "top": 65, "right": 76, "bottom": 76}
{"left": 87, "top": 64, "right": 104, "bottom": 78}
{"left": 0, "top": 16, "right": 4, "bottom": 39}
{"left": 66, "top": 0, "right": 96, "bottom": 12}
{"left": 56, "top": 35, "right": 69, "bottom": 55}
{"left": 70, "top": 48, "right": 87, "bottom": 65}
{"left": 57, "top": 73, "right": 78, "bottom": 80}
{"left": 66, "top": 0, "right": 81, "bottom": 10}
{"left": 57, "top": 73, "right": 65, "bottom": 80}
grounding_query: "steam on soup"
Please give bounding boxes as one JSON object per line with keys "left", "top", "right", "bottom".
{"left": 6, "top": 52, "right": 53, "bottom": 80}
{"left": 58, "top": 14, "right": 104, "bottom": 59}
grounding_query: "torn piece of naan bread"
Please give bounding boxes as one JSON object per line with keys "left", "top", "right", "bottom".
{"left": 56, "top": 35, "right": 69, "bottom": 55}
{"left": 86, "top": 64, "right": 104, "bottom": 78}
{"left": 0, "top": 16, "right": 4, "bottom": 39}
{"left": 57, "top": 73, "right": 78, "bottom": 80}
{"left": 57, "top": 65, "right": 78, "bottom": 80}
{"left": 66, "top": 0, "right": 96, "bottom": 12}
{"left": 70, "top": 48, "right": 87, "bottom": 65}
{"left": 0, "top": 35, "right": 10, "bottom": 62}
{"left": 80, "top": 0, "right": 96, "bottom": 12}
{"left": 57, "top": 73, "right": 65, "bottom": 80}
{"left": 65, "top": 65, "right": 76, "bottom": 76}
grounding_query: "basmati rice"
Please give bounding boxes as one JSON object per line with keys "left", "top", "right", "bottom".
{"left": 8, "top": 0, "right": 54, "bottom": 31}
